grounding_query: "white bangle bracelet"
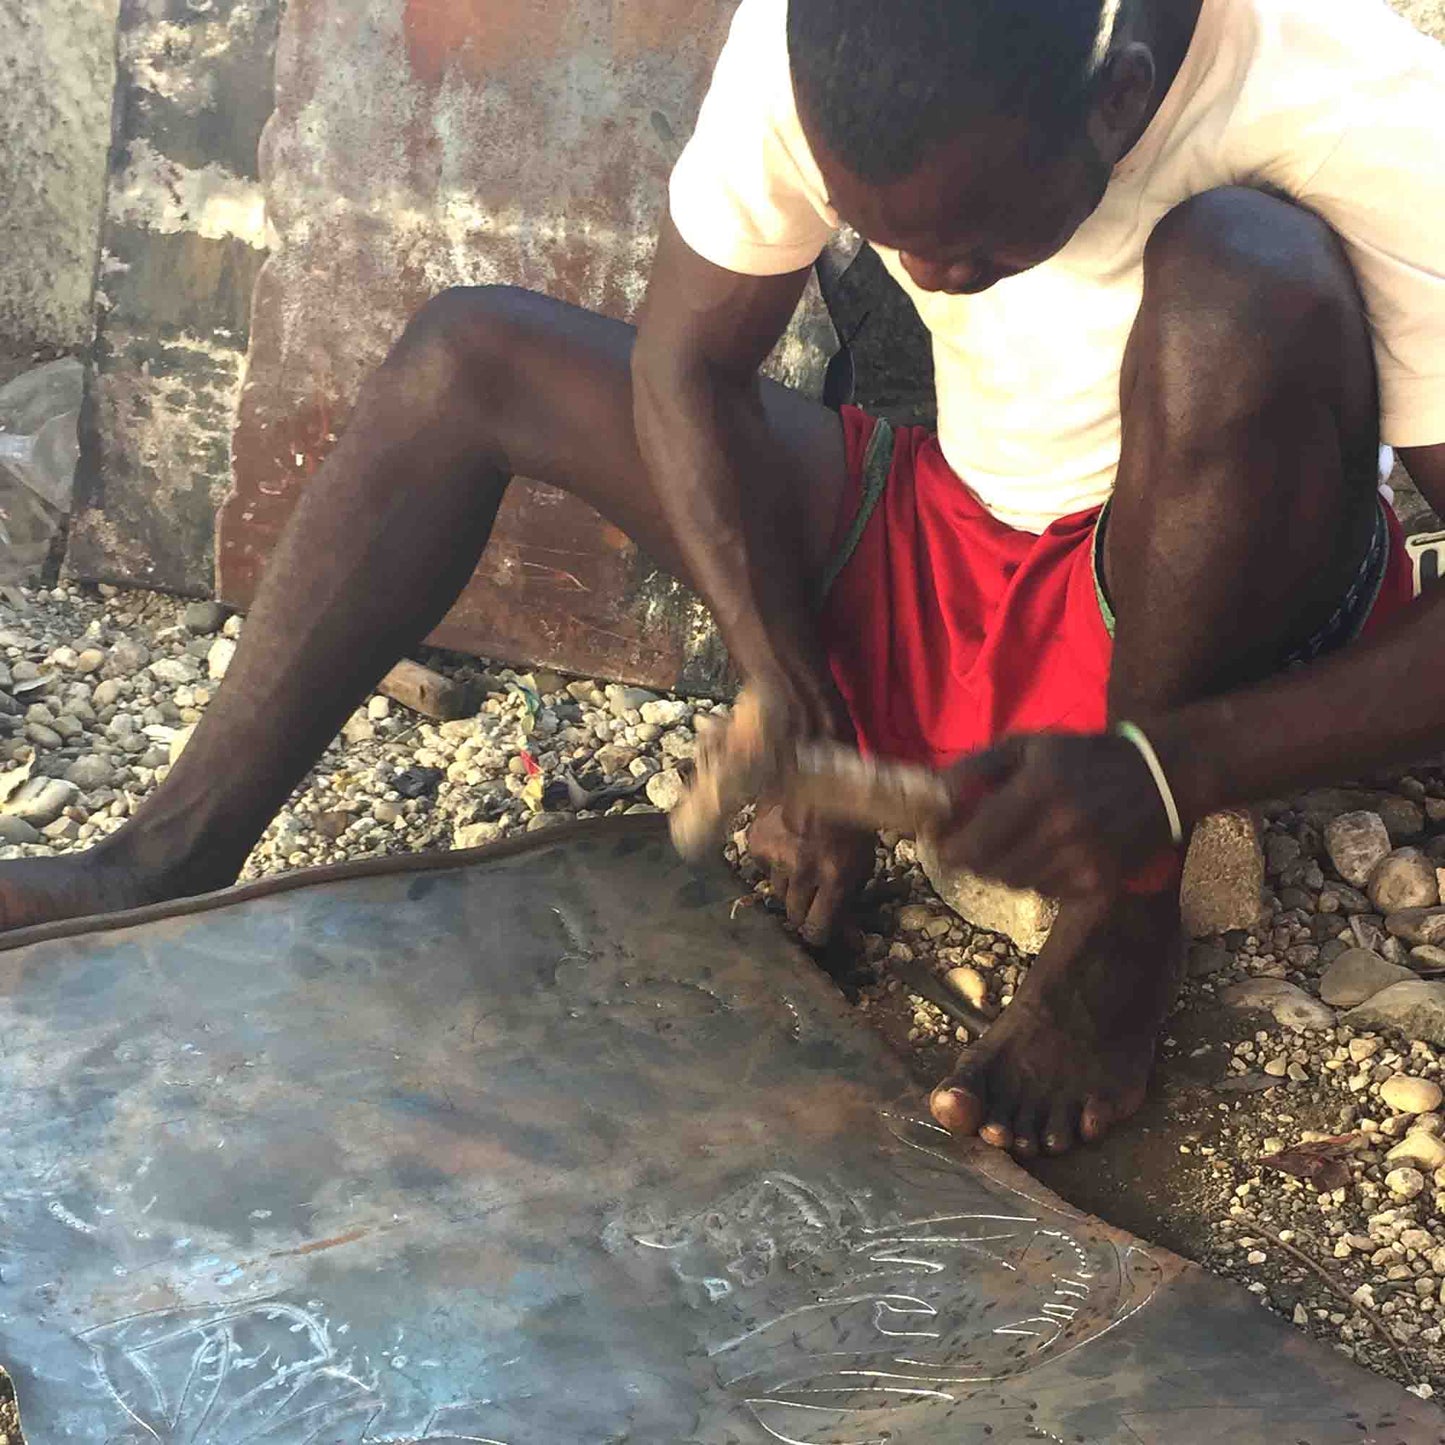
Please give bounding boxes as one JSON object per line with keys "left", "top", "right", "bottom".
{"left": 1116, "top": 720, "right": 1185, "bottom": 847}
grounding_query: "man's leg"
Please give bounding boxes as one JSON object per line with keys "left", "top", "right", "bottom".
{"left": 0, "top": 288, "right": 852, "bottom": 929}
{"left": 933, "top": 186, "right": 1382, "bottom": 1157}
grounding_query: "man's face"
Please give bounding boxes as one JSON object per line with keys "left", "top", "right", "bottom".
{"left": 804, "top": 110, "right": 1115, "bottom": 296}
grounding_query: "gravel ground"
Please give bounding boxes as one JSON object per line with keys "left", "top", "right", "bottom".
{"left": 4, "top": 581, "right": 1445, "bottom": 1405}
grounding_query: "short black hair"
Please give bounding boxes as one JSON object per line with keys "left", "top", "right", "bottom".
{"left": 787, "top": 0, "right": 1118, "bottom": 183}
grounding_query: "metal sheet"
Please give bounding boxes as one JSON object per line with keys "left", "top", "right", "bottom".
{"left": 0, "top": 818, "right": 1438, "bottom": 1443}
{"left": 218, "top": 0, "right": 835, "bottom": 693}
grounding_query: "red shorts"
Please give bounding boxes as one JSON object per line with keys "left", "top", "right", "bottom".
{"left": 818, "top": 406, "right": 1415, "bottom": 771}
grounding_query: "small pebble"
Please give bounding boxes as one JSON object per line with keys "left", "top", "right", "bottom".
{"left": 1413, "top": 944, "right": 1445, "bottom": 973}
{"left": 183, "top": 600, "right": 230, "bottom": 635}
{"left": 645, "top": 768, "right": 686, "bottom": 812}
{"left": 1388, "top": 1167, "right": 1427, "bottom": 1200}
{"left": 898, "top": 903, "right": 933, "bottom": 932}
{"left": 944, "top": 966, "right": 988, "bottom": 1011}
{"left": 1387, "top": 1132, "right": 1445, "bottom": 1171}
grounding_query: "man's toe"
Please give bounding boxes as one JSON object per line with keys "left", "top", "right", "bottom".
{"left": 1086, "top": 1080, "right": 1150, "bottom": 1144}
{"left": 1042, "top": 1098, "right": 1078, "bottom": 1156}
{"left": 1080, "top": 1086, "right": 1121, "bottom": 1144}
{"left": 972, "top": 1065, "right": 1018, "bottom": 1149}
{"left": 1078, "top": 1095, "right": 1114, "bottom": 1143}
{"left": 1010, "top": 1095, "right": 1044, "bottom": 1159}
{"left": 930, "top": 1075, "right": 986, "bottom": 1135}
{"left": 1079, "top": 1082, "right": 1146, "bottom": 1143}
{"left": 978, "top": 1116, "right": 1015, "bottom": 1150}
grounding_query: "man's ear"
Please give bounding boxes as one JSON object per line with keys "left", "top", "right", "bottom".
{"left": 1087, "top": 41, "right": 1157, "bottom": 162}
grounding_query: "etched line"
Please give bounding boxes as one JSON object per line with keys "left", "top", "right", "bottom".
{"left": 46, "top": 1200, "right": 99, "bottom": 1235}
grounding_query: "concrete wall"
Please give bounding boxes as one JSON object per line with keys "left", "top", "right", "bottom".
{"left": 66, "top": 0, "right": 281, "bottom": 593}
{"left": 0, "top": 0, "right": 120, "bottom": 378}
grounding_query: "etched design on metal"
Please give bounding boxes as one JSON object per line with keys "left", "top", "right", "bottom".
{"left": 613, "top": 1115, "right": 1161, "bottom": 1445}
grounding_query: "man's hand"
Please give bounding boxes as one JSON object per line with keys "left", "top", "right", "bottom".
{"left": 932, "top": 733, "right": 1180, "bottom": 900}
{"left": 670, "top": 678, "right": 874, "bottom": 942}
{"left": 749, "top": 798, "right": 876, "bottom": 946}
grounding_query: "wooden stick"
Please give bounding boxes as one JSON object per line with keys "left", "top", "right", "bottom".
{"left": 885, "top": 954, "right": 994, "bottom": 1038}
{"left": 1236, "top": 1210, "right": 1421, "bottom": 1387}
{"left": 379, "top": 659, "right": 468, "bottom": 721}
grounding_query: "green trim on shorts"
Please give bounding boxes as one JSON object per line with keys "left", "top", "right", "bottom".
{"left": 815, "top": 434, "right": 1121, "bottom": 636}
{"left": 1092, "top": 500, "right": 1117, "bottom": 638}
{"left": 815, "top": 419, "right": 895, "bottom": 605}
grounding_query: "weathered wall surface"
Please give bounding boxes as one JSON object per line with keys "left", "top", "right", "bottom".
{"left": 215, "top": 0, "right": 833, "bottom": 691}
{"left": 0, "top": 0, "right": 120, "bottom": 375}
{"left": 65, "top": 0, "right": 281, "bottom": 594}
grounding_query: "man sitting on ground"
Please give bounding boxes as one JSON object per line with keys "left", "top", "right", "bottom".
{"left": 3, "top": 0, "right": 1442, "bottom": 1159}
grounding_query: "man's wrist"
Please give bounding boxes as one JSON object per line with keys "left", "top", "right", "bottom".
{"left": 1150, "top": 708, "right": 1232, "bottom": 832}
{"left": 741, "top": 658, "right": 854, "bottom": 743}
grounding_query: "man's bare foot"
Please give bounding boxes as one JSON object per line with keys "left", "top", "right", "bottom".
{"left": 749, "top": 801, "right": 875, "bottom": 944}
{"left": 0, "top": 848, "right": 180, "bottom": 933}
{"left": 929, "top": 890, "right": 1181, "bottom": 1158}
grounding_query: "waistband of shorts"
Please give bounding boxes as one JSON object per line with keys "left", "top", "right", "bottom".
{"left": 1091, "top": 495, "right": 1393, "bottom": 667}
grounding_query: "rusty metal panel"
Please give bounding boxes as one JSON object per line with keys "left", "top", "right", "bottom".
{"left": 219, "top": 0, "right": 834, "bottom": 692}
{"left": 0, "top": 818, "right": 1440, "bottom": 1441}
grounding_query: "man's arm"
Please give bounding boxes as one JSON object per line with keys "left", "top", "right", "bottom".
{"left": 632, "top": 216, "right": 846, "bottom": 737}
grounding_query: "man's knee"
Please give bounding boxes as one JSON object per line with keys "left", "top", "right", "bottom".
{"left": 1140, "top": 187, "right": 1369, "bottom": 396}
{"left": 386, "top": 284, "right": 541, "bottom": 408}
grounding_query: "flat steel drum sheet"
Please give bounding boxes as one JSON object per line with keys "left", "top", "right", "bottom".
{"left": 0, "top": 818, "right": 1439, "bottom": 1443}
